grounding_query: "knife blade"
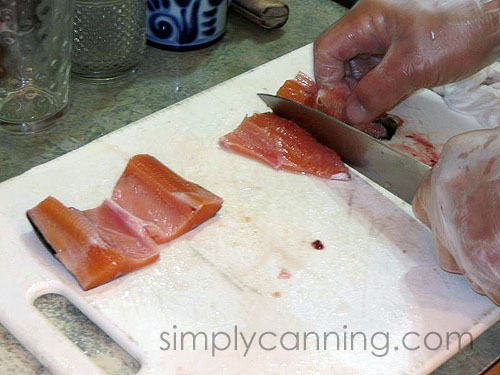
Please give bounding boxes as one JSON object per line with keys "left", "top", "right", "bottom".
{"left": 258, "top": 93, "right": 431, "bottom": 204}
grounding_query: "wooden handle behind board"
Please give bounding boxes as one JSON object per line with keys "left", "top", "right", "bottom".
{"left": 231, "top": 0, "right": 289, "bottom": 29}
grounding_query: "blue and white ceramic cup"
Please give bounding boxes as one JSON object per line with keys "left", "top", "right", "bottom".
{"left": 146, "top": 0, "right": 230, "bottom": 50}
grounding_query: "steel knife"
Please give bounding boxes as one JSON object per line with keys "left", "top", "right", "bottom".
{"left": 258, "top": 93, "right": 431, "bottom": 204}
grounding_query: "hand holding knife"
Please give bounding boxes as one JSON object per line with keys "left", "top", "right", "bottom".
{"left": 259, "top": 93, "right": 500, "bottom": 306}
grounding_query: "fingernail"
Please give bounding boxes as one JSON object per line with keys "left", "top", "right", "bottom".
{"left": 346, "top": 96, "right": 369, "bottom": 125}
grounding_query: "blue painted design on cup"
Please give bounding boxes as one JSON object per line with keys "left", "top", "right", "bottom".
{"left": 146, "top": 0, "right": 230, "bottom": 50}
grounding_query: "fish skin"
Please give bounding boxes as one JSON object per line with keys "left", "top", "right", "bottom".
{"left": 27, "top": 197, "right": 159, "bottom": 290}
{"left": 27, "top": 156, "right": 224, "bottom": 290}
{"left": 219, "top": 112, "right": 350, "bottom": 180}
{"left": 112, "top": 155, "right": 224, "bottom": 244}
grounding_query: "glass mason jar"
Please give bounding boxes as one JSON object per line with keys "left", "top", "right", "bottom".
{"left": 71, "top": 0, "right": 146, "bottom": 82}
{"left": 0, "top": 0, "right": 75, "bottom": 134}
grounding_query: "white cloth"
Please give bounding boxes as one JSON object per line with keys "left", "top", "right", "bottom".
{"left": 432, "top": 60, "right": 500, "bottom": 128}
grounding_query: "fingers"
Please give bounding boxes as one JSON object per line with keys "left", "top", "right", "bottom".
{"left": 412, "top": 173, "right": 431, "bottom": 228}
{"left": 413, "top": 130, "right": 500, "bottom": 305}
{"left": 485, "top": 287, "right": 500, "bottom": 307}
{"left": 313, "top": 5, "right": 388, "bottom": 89}
{"left": 314, "top": 27, "right": 348, "bottom": 89}
{"left": 413, "top": 172, "right": 463, "bottom": 274}
{"left": 435, "top": 236, "right": 462, "bottom": 274}
{"left": 345, "top": 48, "right": 415, "bottom": 124}
{"left": 462, "top": 273, "right": 486, "bottom": 296}
{"left": 349, "top": 56, "right": 382, "bottom": 81}
{"left": 435, "top": 236, "right": 497, "bottom": 301}
{"left": 433, "top": 229, "right": 491, "bottom": 297}
{"left": 313, "top": 1, "right": 416, "bottom": 124}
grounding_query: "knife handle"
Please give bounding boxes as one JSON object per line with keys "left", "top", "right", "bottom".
{"left": 231, "top": 0, "right": 289, "bottom": 29}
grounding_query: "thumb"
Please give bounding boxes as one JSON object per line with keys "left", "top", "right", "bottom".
{"left": 345, "top": 49, "right": 415, "bottom": 125}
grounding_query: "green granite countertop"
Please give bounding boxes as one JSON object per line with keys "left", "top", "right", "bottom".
{"left": 0, "top": 1, "right": 498, "bottom": 374}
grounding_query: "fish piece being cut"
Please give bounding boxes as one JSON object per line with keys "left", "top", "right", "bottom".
{"left": 276, "top": 71, "right": 318, "bottom": 107}
{"left": 112, "top": 154, "right": 224, "bottom": 244}
{"left": 27, "top": 197, "right": 159, "bottom": 290}
{"left": 276, "top": 72, "right": 403, "bottom": 139}
{"left": 219, "top": 112, "right": 350, "bottom": 180}
{"left": 315, "top": 84, "right": 349, "bottom": 120}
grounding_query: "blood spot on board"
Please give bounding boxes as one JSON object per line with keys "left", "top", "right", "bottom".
{"left": 278, "top": 269, "right": 291, "bottom": 279}
{"left": 312, "top": 240, "right": 324, "bottom": 250}
{"left": 402, "top": 249, "right": 408, "bottom": 254}
{"left": 390, "top": 132, "right": 440, "bottom": 167}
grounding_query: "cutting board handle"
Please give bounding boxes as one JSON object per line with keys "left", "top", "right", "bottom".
{"left": 0, "top": 285, "right": 106, "bottom": 375}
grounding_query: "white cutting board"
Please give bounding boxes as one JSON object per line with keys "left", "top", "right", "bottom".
{"left": 0, "top": 45, "right": 498, "bottom": 375}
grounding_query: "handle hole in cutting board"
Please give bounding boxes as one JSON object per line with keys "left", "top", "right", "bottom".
{"left": 34, "top": 293, "right": 140, "bottom": 375}
{"left": 0, "top": 322, "right": 49, "bottom": 374}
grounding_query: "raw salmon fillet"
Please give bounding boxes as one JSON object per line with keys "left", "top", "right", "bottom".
{"left": 315, "top": 83, "right": 349, "bottom": 120}
{"left": 276, "top": 72, "right": 318, "bottom": 107}
{"left": 219, "top": 112, "right": 350, "bottom": 180}
{"left": 277, "top": 72, "right": 403, "bottom": 139}
{"left": 27, "top": 197, "right": 159, "bottom": 290}
{"left": 112, "top": 154, "right": 223, "bottom": 244}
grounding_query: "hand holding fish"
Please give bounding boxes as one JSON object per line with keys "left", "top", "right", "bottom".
{"left": 412, "top": 128, "right": 500, "bottom": 305}
{"left": 313, "top": 0, "right": 500, "bottom": 125}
